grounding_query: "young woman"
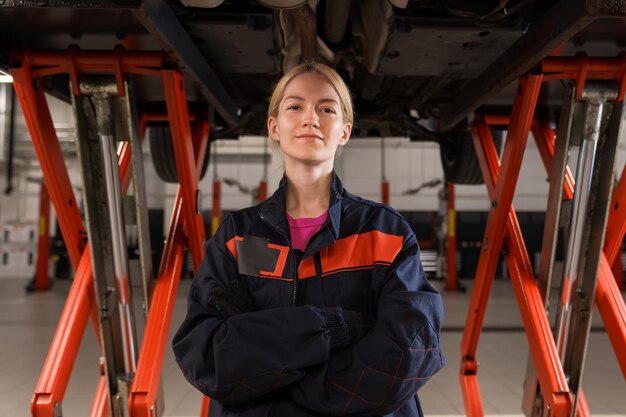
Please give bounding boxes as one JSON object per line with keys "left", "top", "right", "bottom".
{"left": 173, "top": 62, "right": 445, "bottom": 417}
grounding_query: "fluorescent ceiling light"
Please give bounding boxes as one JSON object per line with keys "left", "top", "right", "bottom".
{"left": 0, "top": 69, "right": 13, "bottom": 83}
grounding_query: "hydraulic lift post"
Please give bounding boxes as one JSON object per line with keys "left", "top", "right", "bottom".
{"left": 555, "top": 83, "right": 620, "bottom": 417}
{"left": 461, "top": 54, "right": 626, "bottom": 417}
{"left": 11, "top": 48, "right": 209, "bottom": 417}
{"left": 73, "top": 76, "right": 143, "bottom": 415}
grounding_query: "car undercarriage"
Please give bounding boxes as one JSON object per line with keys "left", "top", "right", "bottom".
{"left": 1, "top": 0, "right": 624, "bottom": 139}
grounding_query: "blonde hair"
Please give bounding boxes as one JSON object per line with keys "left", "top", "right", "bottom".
{"left": 267, "top": 62, "right": 354, "bottom": 125}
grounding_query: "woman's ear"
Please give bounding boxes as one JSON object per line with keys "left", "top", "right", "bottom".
{"left": 339, "top": 122, "right": 352, "bottom": 146}
{"left": 268, "top": 117, "right": 280, "bottom": 142}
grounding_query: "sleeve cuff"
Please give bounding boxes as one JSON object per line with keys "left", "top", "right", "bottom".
{"left": 321, "top": 307, "right": 350, "bottom": 350}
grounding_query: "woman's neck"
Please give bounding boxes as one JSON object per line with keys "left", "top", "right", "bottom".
{"left": 284, "top": 164, "right": 333, "bottom": 219}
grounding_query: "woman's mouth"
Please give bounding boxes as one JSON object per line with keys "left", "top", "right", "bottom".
{"left": 296, "top": 134, "right": 322, "bottom": 141}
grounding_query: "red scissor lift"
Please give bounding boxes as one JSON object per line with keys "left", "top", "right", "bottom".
{"left": 461, "top": 54, "right": 626, "bottom": 417}
{"left": 10, "top": 44, "right": 626, "bottom": 417}
{"left": 10, "top": 47, "right": 210, "bottom": 417}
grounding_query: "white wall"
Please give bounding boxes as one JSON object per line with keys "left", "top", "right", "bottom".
{"left": 0, "top": 92, "right": 81, "bottom": 227}
{"left": 2, "top": 91, "right": 626, "bottom": 240}
{"left": 265, "top": 135, "right": 556, "bottom": 213}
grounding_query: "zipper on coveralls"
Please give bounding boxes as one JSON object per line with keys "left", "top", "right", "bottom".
{"left": 259, "top": 213, "right": 300, "bottom": 306}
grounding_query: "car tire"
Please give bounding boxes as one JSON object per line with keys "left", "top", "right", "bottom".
{"left": 439, "top": 130, "right": 503, "bottom": 185}
{"left": 149, "top": 124, "right": 210, "bottom": 183}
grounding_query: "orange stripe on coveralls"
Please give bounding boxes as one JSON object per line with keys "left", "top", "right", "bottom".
{"left": 299, "top": 257, "right": 316, "bottom": 279}
{"left": 225, "top": 236, "right": 243, "bottom": 260}
{"left": 298, "top": 230, "right": 404, "bottom": 279}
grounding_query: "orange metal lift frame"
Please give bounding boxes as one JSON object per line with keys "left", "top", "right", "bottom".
{"left": 461, "top": 54, "right": 626, "bottom": 417}
{"left": 10, "top": 47, "right": 209, "bottom": 417}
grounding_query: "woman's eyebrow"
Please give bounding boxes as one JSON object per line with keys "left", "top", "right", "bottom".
{"left": 283, "top": 95, "right": 304, "bottom": 102}
{"left": 283, "top": 96, "right": 339, "bottom": 105}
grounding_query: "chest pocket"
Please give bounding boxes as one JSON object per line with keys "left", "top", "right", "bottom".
{"left": 232, "top": 235, "right": 292, "bottom": 309}
{"left": 235, "top": 235, "right": 289, "bottom": 279}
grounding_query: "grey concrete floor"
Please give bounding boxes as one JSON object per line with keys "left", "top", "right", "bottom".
{"left": 1, "top": 276, "right": 624, "bottom": 416}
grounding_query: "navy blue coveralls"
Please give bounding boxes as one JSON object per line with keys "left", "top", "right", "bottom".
{"left": 173, "top": 173, "right": 445, "bottom": 416}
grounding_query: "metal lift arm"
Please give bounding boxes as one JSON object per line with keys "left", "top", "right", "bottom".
{"left": 440, "top": 0, "right": 626, "bottom": 131}
{"left": 135, "top": 0, "right": 239, "bottom": 127}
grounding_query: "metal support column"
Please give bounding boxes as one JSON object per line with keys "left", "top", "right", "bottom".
{"left": 552, "top": 83, "right": 620, "bottom": 416}
{"left": 523, "top": 86, "right": 577, "bottom": 416}
{"left": 445, "top": 182, "right": 461, "bottom": 292}
{"left": 1, "top": 83, "right": 15, "bottom": 194}
{"left": 212, "top": 180, "right": 221, "bottom": 238}
{"left": 116, "top": 79, "right": 156, "bottom": 318}
{"left": 259, "top": 139, "right": 268, "bottom": 202}
{"left": 27, "top": 181, "right": 52, "bottom": 292}
{"left": 73, "top": 76, "right": 140, "bottom": 417}
{"left": 258, "top": 181, "right": 268, "bottom": 202}
{"left": 381, "top": 137, "right": 389, "bottom": 205}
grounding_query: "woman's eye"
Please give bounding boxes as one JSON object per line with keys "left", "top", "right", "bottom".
{"left": 321, "top": 107, "right": 336, "bottom": 114}
{"left": 286, "top": 104, "right": 301, "bottom": 111}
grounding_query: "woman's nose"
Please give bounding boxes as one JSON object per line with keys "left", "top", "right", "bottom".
{"left": 301, "top": 107, "right": 320, "bottom": 128}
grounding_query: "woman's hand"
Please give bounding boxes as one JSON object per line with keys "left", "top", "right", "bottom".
{"left": 343, "top": 309, "right": 375, "bottom": 345}
{"left": 321, "top": 307, "right": 374, "bottom": 350}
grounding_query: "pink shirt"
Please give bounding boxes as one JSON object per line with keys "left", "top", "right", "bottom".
{"left": 287, "top": 211, "right": 328, "bottom": 251}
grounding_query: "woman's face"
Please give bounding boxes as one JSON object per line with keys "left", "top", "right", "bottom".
{"left": 268, "top": 72, "right": 352, "bottom": 168}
